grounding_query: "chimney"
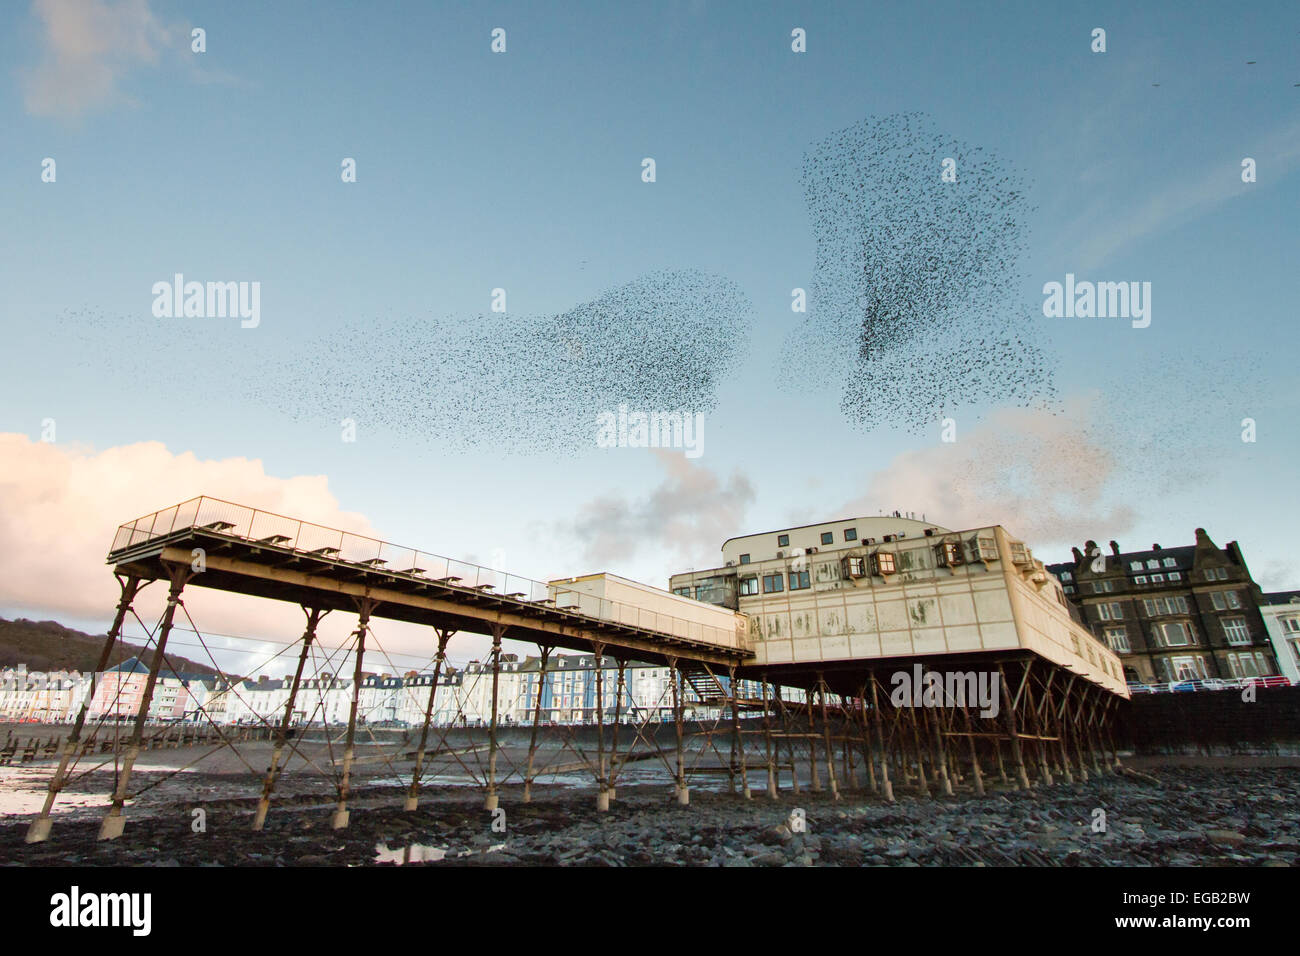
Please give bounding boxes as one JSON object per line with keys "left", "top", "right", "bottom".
{"left": 1109, "top": 540, "right": 1120, "bottom": 557}
{"left": 1152, "top": 543, "right": 1161, "bottom": 551}
{"left": 1071, "top": 547, "right": 1084, "bottom": 564}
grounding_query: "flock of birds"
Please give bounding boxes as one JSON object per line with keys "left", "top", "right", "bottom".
{"left": 782, "top": 112, "right": 1057, "bottom": 434}
{"left": 255, "top": 269, "right": 752, "bottom": 451}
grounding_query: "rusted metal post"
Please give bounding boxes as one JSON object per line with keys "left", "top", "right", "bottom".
{"left": 806, "top": 690, "right": 822, "bottom": 792}
{"left": 405, "top": 627, "right": 453, "bottom": 811}
{"left": 906, "top": 701, "right": 930, "bottom": 798}
{"left": 254, "top": 606, "right": 326, "bottom": 829}
{"left": 609, "top": 657, "right": 626, "bottom": 801}
{"left": 729, "top": 665, "right": 751, "bottom": 799}
{"left": 669, "top": 657, "right": 688, "bottom": 805}
{"left": 331, "top": 598, "right": 375, "bottom": 829}
{"left": 869, "top": 672, "right": 894, "bottom": 802}
{"left": 927, "top": 700, "right": 954, "bottom": 796}
{"left": 998, "top": 662, "right": 1032, "bottom": 790}
{"left": 594, "top": 643, "right": 608, "bottom": 811}
{"left": 818, "top": 675, "right": 840, "bottom": 800}
{"left": 857, "top": 689, "right": 877, "bottom": 794}
{"left": 776, "top": 685, "right": 799, "bottom": 794}
{"left": 523, "top": 646, "right": 551, "bottom": 803}
{"left": 99, "top": 565, "right": 190, "bottom": 841}
{"left": 761, "top": 675, "right": 778, "bottom": 798}
{"left": 29, "top": 573, "right": 144, "bottom": 844}
{"left": 484, "top": 623, "right": 506, "bottom": 812}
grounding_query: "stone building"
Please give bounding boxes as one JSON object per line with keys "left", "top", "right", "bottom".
{"left": 1045, "top": 529, "right": 1280, "bottom": 685}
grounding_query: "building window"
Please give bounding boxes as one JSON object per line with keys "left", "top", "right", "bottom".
{"left": 1153, "top": 621, "right": 1193, "bottom": 647}
{"left": 789, "top": 569, "right": 810, "bottom": 590}
{"left": 1146, "top": 559, "right": 1160, "bottom": 570}
{"left": 777, "top": 534, "right": 789, "bottom": 548}
{"left": 1162, "top": 557, "right": 1177, "bottom": 568}
{"left": 1205, "top": 567, "right": 1228, "bottom": 581}
{"left": 1064, "top": 585, "right": 1075, "bottom": 595}
{"left": 739, "top": 554, "right": 750, "bottom": 565}
{"left": 762, "top": 573, "right": 784, "bottom": 594}
{"left": 1104, "top": 627, "right": 1131, "bottom": 653}
{"left": 672, "top": 586, "right": 691, "bottom": 597}
{"left": 1168, "top": 571, "right": 1181, "bottom": 581}
{"left": 844, "top": 528, "right": 857, "bottom": 542}
{"left": 1129, "top": 561, "right": 1143, "bottom": 572}
{"left": 1134, "top": 575, "right": 1148, "bottom": 585}
{"left": 739, "top": 576, "right": 759, "bottom": 596}
{"left": 1097, "top": 602, "right": 1123, "bottom": 621}
{"left": 820, "top": 531, "right": 834, "bottom": 545}
{"left": 844, "top": 556, "right": 867, "bottom": 579}
{"left": 1144, "top": 596, "right": 1189, "bottom": 616}
{"left": 1164, "top": 655, "right": 1208, "bottom": 681}
{"left": 1283, "top": 617, "right": 1300, "bottom": 634}
{"left": 872, "top": 552, "right": 897, "bottom": 576}
{"left": 1060, "top": 570, "right": 1072, "bottom": 582}
{"left": 1150, "top": 573, "right": 1164, "bottom": 583}
{"left": 1210, "top": 591, "right": 1242, "bottom": 611}
{"left": 936, "top": 541, "right": 963, "bottom": 567}
{"left": 1222, "top": 617, "right": 1250, "bottom": 645}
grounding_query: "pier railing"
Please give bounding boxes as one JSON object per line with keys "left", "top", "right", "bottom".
{"left": 110, "top": 497, "right": 749, "bottom": 654}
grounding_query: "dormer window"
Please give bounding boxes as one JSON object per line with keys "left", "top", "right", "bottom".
{"left": 871, "top": 551, "right": 897, "bottom": 576}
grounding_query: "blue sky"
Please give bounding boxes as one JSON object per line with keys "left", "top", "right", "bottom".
{"left": 2, "top": 0, "right": 1298, "bottom": 666}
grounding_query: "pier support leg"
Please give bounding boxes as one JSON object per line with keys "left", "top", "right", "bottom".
{"left": 99, "top": 565, "right": 190, "bottom": 841}
{"left": 927, "top": 701, "right": 953, "bottom": 797}
{"left": 776, "top": 685, "right": 799, "bottom": 795}
{"left": 806, "top": 692, "right": 822, "bottom": 792}
{"left": 869, "top": 673, "right": 894, "bottom": 803}
{"left": 405, "top": 627, "right": 453, "bottom": 811}
{"left": 523, "top": 646, "right": 551, "bottom": 803}
{"left": 669, "top": 657, "right": 688, "bottom": 806}
{"left": 255, "top": 606, "right": 326, "bottom": 829}
{"left": 729, "top": 665, "right": 751, "bottom": 799}
{"left": 331, "top": 598, "right": 375, "bottom": 830}
{"left": 484, "top": 623, "right": 506, "bottom": 813}
{"left": 999, "top": 663, "right": 1032, "bottom": 790}
{"left": 609, "top": 658, "right": 626, "bottom": 802}
{"left": 818, "top": 675, "right": 840, "bottom": 800}
{"left": 761, "top": 676, "right": 778, "bottom": 798}
{"left": 29, "top": 573, "right": 143, "bottom": 844}
{"left": 594, "top": 643, "right": 608, "bottom": 812}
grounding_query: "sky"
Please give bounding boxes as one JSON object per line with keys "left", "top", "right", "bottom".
{"left": 1, "top": 0, "right": 1297, "bottom": 675}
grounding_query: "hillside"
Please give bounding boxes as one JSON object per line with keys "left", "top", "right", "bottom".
{"left": 0, "top": 617, "right": 224, "bottom": 677}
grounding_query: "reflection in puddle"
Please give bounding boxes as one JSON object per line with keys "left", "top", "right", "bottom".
{"left": 375, "top": 842, "right": 447, "bottom": 864}
{"left": 374, "top": 842, "right": 508, "bottom": 865}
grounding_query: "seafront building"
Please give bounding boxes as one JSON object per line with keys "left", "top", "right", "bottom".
{"left": 1260, "top": 591, "right": 1300, "bottom": 684}
{"left": 1045, "top": 530, "right": 1281, "bottom": 684}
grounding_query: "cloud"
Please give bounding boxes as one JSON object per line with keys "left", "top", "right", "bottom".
{"left": 566, "top": 450, "right": 755, "bottom": 570}
{"left": 0, "top": 432, "right": 404, "bottom": 668}
{"left": 21, "top": 0, "right": 178, "bottom": 117}
{"left": 841, "top": 397, "right": 1136, "bottom": 549}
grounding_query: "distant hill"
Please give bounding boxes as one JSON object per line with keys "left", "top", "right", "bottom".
{"left": 0, "top": 617, "right": 225, "bottom": 678}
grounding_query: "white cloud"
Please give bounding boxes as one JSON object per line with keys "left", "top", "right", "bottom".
{"left": 841, "top": 397, "right": 1136, "bottom": 551}
{"left": 21, "top": 0, "right": 176, "bottom": 117}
